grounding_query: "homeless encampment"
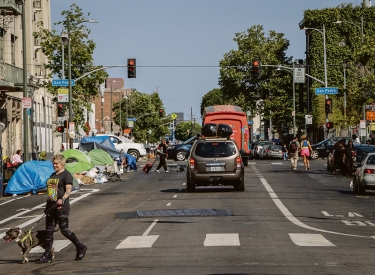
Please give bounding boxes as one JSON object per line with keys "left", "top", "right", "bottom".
{"left": 62, "top": 149, "right": 95, "bottom": 173}
{"left": 78, "top": 136, "right": 120, "bottom": 159}
{"left": 88, "top": 149, "right": 114, "bottom": 166}
{"left": 4, "top": 161, "right": 55, "bottom": 195}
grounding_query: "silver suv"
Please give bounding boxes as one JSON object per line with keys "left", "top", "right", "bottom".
{"left": 186, "top": 137, "right": 245, "bottom": 192}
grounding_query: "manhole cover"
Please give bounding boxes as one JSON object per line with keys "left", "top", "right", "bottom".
{"left": 137, "top": 208, "right": 217, "bottom": 217}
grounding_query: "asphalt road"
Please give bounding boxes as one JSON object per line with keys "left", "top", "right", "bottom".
{"left": 1, "top": 158, "right": 375, "bottom": 275}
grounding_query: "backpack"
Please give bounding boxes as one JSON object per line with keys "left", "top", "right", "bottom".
{"left": 289, "top": 141, "right": 297, "bottom": 153}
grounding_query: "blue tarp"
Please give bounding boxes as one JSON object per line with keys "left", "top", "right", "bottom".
{"left": 4, "top": 160, "right": 55, "bottom": 195}
{"left": 80, "top": 136, "right": 116, "bottom": 148}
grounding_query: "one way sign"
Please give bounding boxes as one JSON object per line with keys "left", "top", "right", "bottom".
{"left": 58, "top": 88, "right": 69, "bottom": 102}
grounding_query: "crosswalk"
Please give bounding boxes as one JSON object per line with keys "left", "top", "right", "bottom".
{"left": 28, "top": 232, "right": 337, "bottom": 254}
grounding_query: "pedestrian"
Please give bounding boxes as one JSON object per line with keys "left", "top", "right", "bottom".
{"left": 121, "top": 153, "right": 137, "bottom": 172}
{"left": 155, "top": 138, "right": 169, "bottom": 173}
{"left": 344, "top": 140, "right": 355, "bottom": 178}
{"left": 282, "top": 143, "right": 288, "bottom": 160}
{"left": 352, "top": 134, "right": 360, "bottom": 144}
{"left": 11, "top": 149, "right": 23, "bottom": 168}
{"left": 300, "top": 135, "right": 312, "bottom": 170}
{"left": 36, "top": 154, "right": 87, "bottom": 263}
{"left": 332, "top": 139, "right": 345, "bottom": 175}
{"left": 288, "top": 137, "right": 300, "bottom": 170}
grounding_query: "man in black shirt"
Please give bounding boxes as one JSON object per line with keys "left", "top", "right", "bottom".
{"left": 155, "top": 139, "right": 169, "bottom": 173}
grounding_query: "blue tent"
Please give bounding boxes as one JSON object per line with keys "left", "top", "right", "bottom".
{"left": 80, "top": 135, "right": 116, "bottom": 148}
{"left": 4, "top": 160, "right": 55, "bottom": 195}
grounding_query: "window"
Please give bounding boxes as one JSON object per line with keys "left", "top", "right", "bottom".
{"left": 194, "top": 142, "right": 236, "bottom": 158}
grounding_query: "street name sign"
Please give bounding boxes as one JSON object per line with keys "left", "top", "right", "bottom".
{"left": 294, "top": 65, "right": 305, "bottom": 83}
{"left": 315, "top": 87, "right": 338, "bottom": 95}
{"left": 366, "top": 111, "right": 375, "bottom": 121}
{"left": 57, "top": 88, "right": 69, "bottom": 102}
{"left": 52, "top": 79, "right": 75, "bottom": 87}
{"left": 127, "top": 117, "right": 136, "bottom": 122}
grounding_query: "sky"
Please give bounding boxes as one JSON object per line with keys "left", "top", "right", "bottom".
{"left": 50, "top": 0, "right": 362, "bottom": 124}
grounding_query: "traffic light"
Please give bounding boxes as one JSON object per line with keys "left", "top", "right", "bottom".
{"left": 326, "top": 122, "right": 333, "bottom": 129}
{"left": 57, "top": 103, "right": 65, "bottom": 117}
{"left": 251, "top": 58, "right": 261, "bottom": 79}
{"left": 325, "top": 98, "right": 332, "bottom": 114}
{"left": 57, "top": 125, "right": 64, "bottom": 133}
{"left": 159, "top": 109, "right": 164, "bottom": 118}
{"left": 127, "top": 58, "right": 136, "bottom": 78}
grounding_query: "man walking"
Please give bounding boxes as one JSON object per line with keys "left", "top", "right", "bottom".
{"left": 288, "top": 137, "right": 300, "bottom": 170}
{"left": 155, "top": 139, "right": 169, "bottom": 173}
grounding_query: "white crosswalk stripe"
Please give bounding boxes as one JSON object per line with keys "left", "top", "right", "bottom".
{"left": 29, "top": 240, "right": 71, "bottom": 253}
{"left": 204, "top": 233, "right": 240, "bottom": 247}
{"left": 289, "top": 233, "right": 335, "bottom": 246}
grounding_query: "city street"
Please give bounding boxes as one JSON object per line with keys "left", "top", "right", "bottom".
{"left": 1, "top": 158, "right": 374, "bottom": 275}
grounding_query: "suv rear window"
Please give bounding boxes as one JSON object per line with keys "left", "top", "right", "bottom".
{"left": 194, "top": 141, "right": 237, "bottom": 158}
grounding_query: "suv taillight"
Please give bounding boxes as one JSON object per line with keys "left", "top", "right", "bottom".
{"left": 189, "top": 158, "right": 196, "bottom": 170}
{"left": 364, "top": 169, "right": 375, "bottom": 174}
{"left": 236, "top": 156, "right": 242, "bottom": 170}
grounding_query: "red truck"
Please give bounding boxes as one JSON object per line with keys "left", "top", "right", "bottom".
{"left": 202, "top": 105, "right": 250, "bottom": 166}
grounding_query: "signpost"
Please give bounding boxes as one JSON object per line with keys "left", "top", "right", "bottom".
{"left": 315, "top": 87, "right": 338, "bottom": 95}
{"left": 57, "top": 88, "right": 69, "bottom": 103}
{"left": 52, "top": 79, "right": 75, "bottom": 87}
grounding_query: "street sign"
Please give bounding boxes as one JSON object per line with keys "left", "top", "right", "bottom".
{"left": 294, "top": 66, "right": 305, "bottom": 83}
{"left": 128, "top": 121, "right": 134, "bottom": 128}
{"left": 171, "top": 113, "right": 177, "bottom": 120}
{"left": 127, "top": 117, "right": 136, "bottom": 121}
{"left": 315, "top": 87, "right": 338, "bottom": 95}
{"left": 57, "top": 88, "right": 69, "bottom": 102}
{"left": 305, "top": 115, "right": 313, "bottom": 125}
{"left": 69, "top": 122, "right": 75, "bottom": 131}
{"left": 366, "top": 111, "right": 375, "bottom": 121}
{"left": 52, "top": 79, "right": 75, "bottom": 87}
{"left": 22, "top": 97, "right": 32, "bottom": 109}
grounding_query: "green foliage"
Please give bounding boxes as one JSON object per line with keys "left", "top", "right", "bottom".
{"left": 113, "top": 91, "right": 171, "bottom": 143}
{"left": 175, "top": 121, "right": 201, "bottom": 141}
{"left": 33, "top": 4, "right": 108, "bottom": 128}
{"left": 200, "top": 88, "right": 224, "bottom": 117}
{"left": 302, "top": 3, "right": 375, "bottom": 128}
{"left": 218, "top": 25, "right": 296, "bottom": 142}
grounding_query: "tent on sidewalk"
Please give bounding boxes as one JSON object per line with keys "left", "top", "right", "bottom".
{"left": 62, "top": 149, "right": 94, "bottom": 173}
{"left": 4, "top": 161, "right": 55, "bottom": 195}
{"left": 78, "top": 136, "right": 120, "bottom": 159}
{"left": 88, "top": 149, "right": 114, "bottom": 166}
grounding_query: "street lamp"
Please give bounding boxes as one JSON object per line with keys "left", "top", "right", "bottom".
{"left": 302, "top": 24, "right": 328, "bottom": 137}
{"left": 63, "top": 17, "right": 98, "bottom": 148}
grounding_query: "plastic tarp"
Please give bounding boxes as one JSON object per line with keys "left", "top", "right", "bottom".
{"left": 62, "top": 149, "right": 94, "bottom": 173}
{"left": 4, "top": 160, "right": 55, "bottom": 195}
{"left": 88, "top": 149, "right": 114, "bottom": 166}
{"left": 80, "top": 136, "right": 116, "bottom": 148}
{"left": 78, "top": 142, "right": 120, "bottom": 159}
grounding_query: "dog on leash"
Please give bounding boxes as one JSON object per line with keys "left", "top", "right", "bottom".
{"left": 175, "top": 166, "right": 185, "bottom": 173}
{"left": 3, "top": 227, "right": 57, "bottom": 264}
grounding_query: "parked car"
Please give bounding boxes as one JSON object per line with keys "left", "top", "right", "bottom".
{"left": 326, "top": 144, "right": 375, "bottom": 172}
{"left": 186, "top": 136, "right": 245, "bottom": 192}
{"left": 262, "top": 144, "right": 283, "bottom": 159}
{"left": 253, "top": 141, "right": 274, "bottom": 159}
{"left": 310, "top": 137, "right": 351, "bottom": 160}
{"left": 353, "top": 152, "right": 375, "bottom": 194}
{"left": 166, "top": 136, "right": 196, "bottom": 161}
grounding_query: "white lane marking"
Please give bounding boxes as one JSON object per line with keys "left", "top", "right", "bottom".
{"left": 30, "top": 240, "right": 71, "bottom": 253}
{"left": 204, "top": 233, "right": 240, "bottom": 247}
{"left": 142, "top": 219, "right": 159, "bottom": 236}
{"left": 166, "top": 203, "right": 171, "bottom": 206}
{"left": 253, "top": 167, "right": 373, "bottom": 239}
{"left": 271, "top": 163, "right": 282, "bottom": 165}
{"left": 116, "top": 219, "right": 160, "bottom": 249}
{"left": 349, "top": 212, "right": 364, "bottom": 217}
{"left": 0, "top": 189, "right": 99, "bottom": 239}
{"left": 0, "top": 194, "right": 31, "bottom": 206}
{"left": 341, "top": 220, "right": 367, "bottom": 226}
{"left": 365, "top": 221, "right": 375, "bottom": 226}
{"left": 322, "top": 211, "right": 334, "bottom": 217}
{"left": 289, "top": 233, "right": 335, "bottom": 247}
{"left": 173, "top": 195, "right": 177, "bottom": 198}
{"left": 182, "top": 183, "right": 186, "bottom": 186}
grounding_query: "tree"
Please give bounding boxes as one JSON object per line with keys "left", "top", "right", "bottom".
{"left": 218, "top": 25, "right": 295, "bottom": 142}
{"left": 200, "top": 88, "right": 224, "bottom": 117}
{"left": 33, "top": 4, "right": 108, "bottom": 130}
{"left": 113, "top": 91, "right": 171, "bottom": 143}
{"left": 175, "top": 121, "right": 201, "bottom": 141}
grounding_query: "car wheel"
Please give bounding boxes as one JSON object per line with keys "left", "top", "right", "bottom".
{"left": 175, "top": 150, "right": 187, "bottom": 161}
{"left": 186, "top": 172, "right": 195, "bottom": 192}
{"left": 128, "top": 150, "right": 140, "bottom": 161}
{"left": 311, "top": 150, "right": 319, "bottom": 160}
{"left": 234, "top": 172, "right": 245, "bottom": 191}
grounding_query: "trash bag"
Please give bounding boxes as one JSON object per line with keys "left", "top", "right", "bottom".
{"left": 201, "top": 123, "right": 232, "bottom": 138}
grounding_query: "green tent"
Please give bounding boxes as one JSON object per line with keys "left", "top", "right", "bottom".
{"left": 88, "top": 149, "right": 114, "bottom": 166}
{"left": 62, "top": 149, "right": 94, "bottom": 173}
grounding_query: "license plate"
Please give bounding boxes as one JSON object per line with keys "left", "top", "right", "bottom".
{"left": 210, "top": 167, "right": 221, "bottom": 171}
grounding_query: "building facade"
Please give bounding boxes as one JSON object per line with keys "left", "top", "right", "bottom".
{"left": 0, "top": 0, "right": 53, "bottom": 160}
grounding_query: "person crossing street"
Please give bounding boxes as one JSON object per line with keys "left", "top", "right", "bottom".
{"left": 288, "top": 137, "right": 300, "bottom": 170}
{"left": 155, "top": 139, "right": 169, "bottom": 173}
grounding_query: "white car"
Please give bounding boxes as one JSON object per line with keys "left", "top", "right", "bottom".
{"left": 96, "top": 134, "right": 147, "bottom": 161}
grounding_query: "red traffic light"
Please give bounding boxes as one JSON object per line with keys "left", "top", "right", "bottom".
{"left": 57, "top": 126, "right": 64, "bottom": 133}
{"left": 252, "top": 58, "right": 261, "bottom": 78}
{"left": 127, "top": 58, "right": 136, "bottom": 78}
{"left": 326, "top": 122, "right": 333, "bottom": 129}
